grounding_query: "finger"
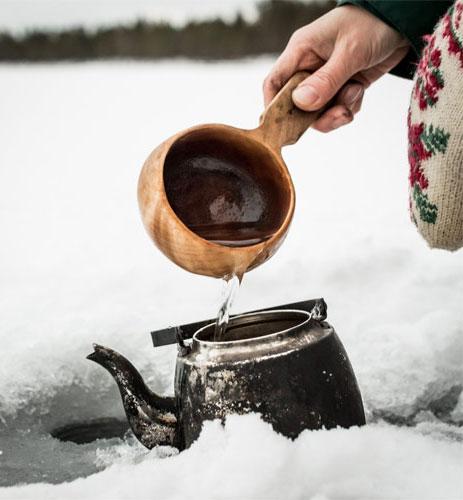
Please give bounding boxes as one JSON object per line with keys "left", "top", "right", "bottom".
{"left": 312, "top": 92, "right": 363, "bottom": 133}
{"left": 263, "top": 53, "right": 321, "bottom": 106}
{"left": 292, "top": 47, "right": 360, "bottom": 111}
{"left": 263, "top": 38, "right": 322, "bottom": 106}
{"left": 351, "top": 94, "right": 363, "bottom": 115}
{"left": 311, "top": 105, "right": 353, "bottom": 133}
{"left": 335, "top": 81, "right": 364, "bottom": 110}
{"left": 310, "top": 80, "right": 363, "bottom": 133}
{"left": 263, "top": 51, "right": 300, "bottom": 106}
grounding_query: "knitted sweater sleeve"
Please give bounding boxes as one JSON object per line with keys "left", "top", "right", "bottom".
{"left": 407, "top": 1, "right": 463, "bottom": 251}
{"left": 336, "top": 0, "right": 453, "bottom": 78}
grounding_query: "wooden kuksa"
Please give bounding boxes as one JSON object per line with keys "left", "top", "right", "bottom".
{"left": 138, "top": 71, "right": 320, "bottom": 278}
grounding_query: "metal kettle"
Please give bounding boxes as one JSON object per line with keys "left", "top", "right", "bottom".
{"left": 87, "top": 299, "right": 365, "bottom": 450}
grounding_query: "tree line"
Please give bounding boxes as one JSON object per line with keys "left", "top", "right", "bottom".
{"left": 0, "top": 1, "right": 334, "bottom": 61}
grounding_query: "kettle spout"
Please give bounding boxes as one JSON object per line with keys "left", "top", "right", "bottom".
{"left": 87, "top": 344, "right": 179, "bottom": 449}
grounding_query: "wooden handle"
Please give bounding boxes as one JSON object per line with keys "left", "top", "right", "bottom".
{"left": 257, "top": 71, "right": 322, "bottom": 149}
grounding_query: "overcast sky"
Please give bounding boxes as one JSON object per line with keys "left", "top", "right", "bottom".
{"left": 0, "top": 0, "right": 260, "bottom": 33}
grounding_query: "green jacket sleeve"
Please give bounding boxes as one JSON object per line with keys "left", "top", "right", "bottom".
{"left": 336, "top": 0, "right": 452, "bottom": 79}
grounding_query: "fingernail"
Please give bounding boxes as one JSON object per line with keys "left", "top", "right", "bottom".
{"left": 344, "top": 85, "right": 363, "bottom": 105}
{"left": 332, "top": 110, "right": 353, "bottom": 129}
{"left": 292, "top": 84, "right": 319, "bottom": 108}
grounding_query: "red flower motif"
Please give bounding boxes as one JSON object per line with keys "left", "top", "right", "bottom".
{"left": 413, "top": 34, "right": 444, "bottom": 110}
{"left": 443, "top": 3, "right": 463, "bottom": 67}
{"left": 408, "top": 116, "right": 431, "bottom": 190}
{"left": 454, "top": 1, "right": 463, "bottom": 30}
{"left": 430, "top": 45, "right": 442, "bottom": 67}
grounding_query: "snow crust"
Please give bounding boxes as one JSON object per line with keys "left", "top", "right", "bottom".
{"left": 0, "top": 60, "right": 462, "bottom": 499}
{"left": 3, "top": 416, "right": 463, "bottom": 500}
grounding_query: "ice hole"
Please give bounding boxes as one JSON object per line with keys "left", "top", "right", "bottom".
{"left": 51, "top": 418, "right": 130, "bottom": 444}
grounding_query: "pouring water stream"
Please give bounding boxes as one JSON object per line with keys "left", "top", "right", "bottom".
{"left": 214, "top": 274, "right": 242, "bottom": 341}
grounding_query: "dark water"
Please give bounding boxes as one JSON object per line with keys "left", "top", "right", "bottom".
{"left": 187, "top": 222, "right": 273, "bottom": 247}
{"left": 163, "top": 133, "right": 288, "bottom": 248}
{"left": 0, "top": 381, "right": 140, "bottom": 487}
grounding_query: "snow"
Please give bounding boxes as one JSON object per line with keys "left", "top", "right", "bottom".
{"left": 3, "top": 416, "right": 463, "bottom": 500}
{"left": 0, "top": 59, "right": 462, "bottom": 499}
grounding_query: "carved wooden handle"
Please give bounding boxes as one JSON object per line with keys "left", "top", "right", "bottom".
{"left": 258, "top": 71, "right": 322, "bottom": 149}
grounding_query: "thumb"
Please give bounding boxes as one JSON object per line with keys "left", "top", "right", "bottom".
{"left": 292, "top": 50, "right": 356, "bottom": 111}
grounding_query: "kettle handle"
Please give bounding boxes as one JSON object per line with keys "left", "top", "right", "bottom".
{"left": 256, "top": 71, "right": 324, "bottom": 150}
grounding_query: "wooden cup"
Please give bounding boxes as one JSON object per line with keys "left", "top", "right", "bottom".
{"left": 138, "top": 71, "right": 321, "bottom": 278}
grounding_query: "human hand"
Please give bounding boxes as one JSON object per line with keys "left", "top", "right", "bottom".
{"left": 263, "top": 5, "right": 410, "bottom": 132}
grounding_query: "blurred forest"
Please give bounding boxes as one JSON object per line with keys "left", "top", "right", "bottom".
{"left": 0, "top": 0, "right": 334, "bottom": 61}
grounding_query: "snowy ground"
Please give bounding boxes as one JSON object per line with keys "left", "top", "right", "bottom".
{"left": 0, "top": 60, "right": 462, "bottom": 499}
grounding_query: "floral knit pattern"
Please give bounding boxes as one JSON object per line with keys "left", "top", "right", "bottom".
{"left": 408, "top": 114, "right": 449, "bottom": 223}
{"left": 413, "top": 34, "right": 444, "bottom": 110}
{"left": 408, "top": 0, "right": 463, "bottom": 250}
{"left": 443, "top": 1, "right": 463, "bottom": 67}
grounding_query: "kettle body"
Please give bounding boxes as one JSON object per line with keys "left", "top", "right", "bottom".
{"left": 88, "top": 306, "right": 365, "bottom": 450}
{"left": 175, "top": 309, "right": 365, "bottom": 448}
